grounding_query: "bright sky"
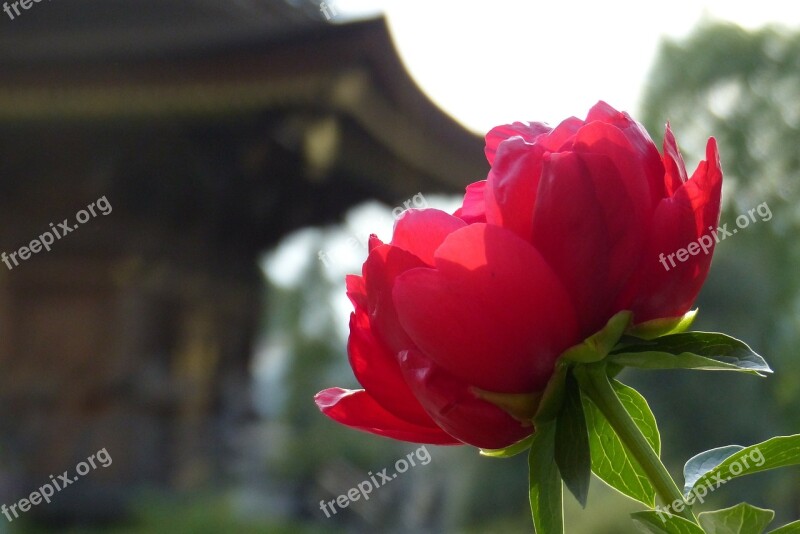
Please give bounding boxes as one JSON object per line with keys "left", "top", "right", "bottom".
{"left": 334, "top": 0, "right": 800, "bottom": 131}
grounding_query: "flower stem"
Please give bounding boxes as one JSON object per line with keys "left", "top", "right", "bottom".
{"left": 576, "top": 363, "right": 698, "bottom": 525}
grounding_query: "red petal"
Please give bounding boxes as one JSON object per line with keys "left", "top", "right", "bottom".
{"left": 575, "top": 121, "right": 664, "bottom": 213}
{"left": 391, "top": 209, "right": 466, "bottom": 266}
{"left": 368, "top": 234, "right": 383, "bottom": 252}
{"left": 573, "top": 120, "right": 656, "bottom": 221}
{"left": 691, "top": 138, "right": 723, "bottom": 236}
{"left": 585, "top": 100, "right": 633, "bottom": 128}
{"left": 315, "top": 388, "right": 460, "bottom": 445}
{"left": 586, "top": 102, "right": 666, "bottom": 204}
{"left": 363, "top": 244, "right": 428, "bottom": 356}
{"left": 485, "top": 121, "right": 550, "bottom": 165}
{"left": 393, "top": 223, "right": 579, "bottom": 393}
{"left": 536, "top": 116, "right": 584, "bottom": 152}
{"left": 345, "top": 274, "right": 366, "bottom": 311}
{"left": 531, "top": 151, "right": 645, "bottom": 336}
{"left": 624, "top": 138, "right": 722, "bottom": 322}
{"left": 453, "top": 180, "right": 487, "bottom": 224}
{"left": 347, "top": 308, "right": 435, "bottom": 426}
{"left": 484, "top": 137, "right": 547, "bottom": 241}
{"left": 662, "top": 123, "right": 687, "bottom": 197}
{"left": 398, "top": 350, "right": 532, "bottom": 449}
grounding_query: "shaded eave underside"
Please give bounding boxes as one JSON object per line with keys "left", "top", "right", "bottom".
{"left": 0, "top": 16, "right": 487, "bottom": 191}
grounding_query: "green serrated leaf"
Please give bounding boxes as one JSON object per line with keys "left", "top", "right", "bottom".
{"left": 608, "top": 332, "right": 771, "bottom": 376}
{"left": 683, "top": 445, "right": 745, "bottom": 496}
{"left": 698, "top": 503, "right": 775, "bottom": 534}
{"left": 631, "top": 510, "right": 706, "bottom": 534}
{"left": 554, "top": 372, "right": 591, "bottom": 507}
{"left": 687, "top": 435, "right": 800, "bottom": 496}
{"left": 769, "top": 519, "right": 800, "bottom": 533}
{"left": 480, "top": 434, "right": 534, "bottom": 458}
{"left": 529, "top": 421, "right": 563, "bottom": 534}
{"left": 581, "top": 379, "right": 660, "bottom": 507}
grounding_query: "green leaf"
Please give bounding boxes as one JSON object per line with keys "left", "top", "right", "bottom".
{"left": 698, "top": 503, "right": 775, "bottom": 534}
{"left": 581, "top": 379, "right": 661, "bottom": 507}
{"left": 683, "top": 445, "right": 744, "bottom": 496}
{"left": 769, "top": 520, "right": 800, "bottom": 533}
{"left": 554, "top": 372, "right": 591, "bottom": 507}
{"left": 686, "top": 435, "right": 800, "bottom": 496}
{"left": 608, "top": 332, "right": 771, "bottom": 376}
{"left": 631, "top": 510, "right": 706, "bottom": 534}
{"left": 529, "top": 421, "right": 563, "bottom": 534}
{"left": 480, "top": 434, "right": 534, "bottom": 458}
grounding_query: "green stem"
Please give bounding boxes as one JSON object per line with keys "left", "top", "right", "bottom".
{"left": 576, "top": 363, "right": 699, "bottom": 525}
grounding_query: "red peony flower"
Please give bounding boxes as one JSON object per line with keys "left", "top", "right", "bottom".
{"left": 315, "top": 101, "right": 722, "bottom": 449}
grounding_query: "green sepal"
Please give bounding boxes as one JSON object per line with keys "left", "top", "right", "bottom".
{"left": 626, "top": 309, "right": 698, "bottom": 340}
{"left": 561, "top": 311, "right": 632, "bottom": 363}
{"left": 480, "top": 434, "right": 534, "bottom": 459}
{"left": 533, "top": 362, "right": 569, "bottom": 424}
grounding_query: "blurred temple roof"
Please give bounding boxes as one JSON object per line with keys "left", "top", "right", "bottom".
{"left": 0, "top": 0, "right": 336, "bottom": 61}
{"left": 0, "top": 0, "right": 486, "bottom": 209}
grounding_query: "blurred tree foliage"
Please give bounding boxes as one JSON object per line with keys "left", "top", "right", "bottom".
{"left": 635, "top": 19, "right": 800, "bottom": 520}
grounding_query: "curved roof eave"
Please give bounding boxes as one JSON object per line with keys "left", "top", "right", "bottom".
{"left": 0, "top": 17, "right": 488, "bottom": 192}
